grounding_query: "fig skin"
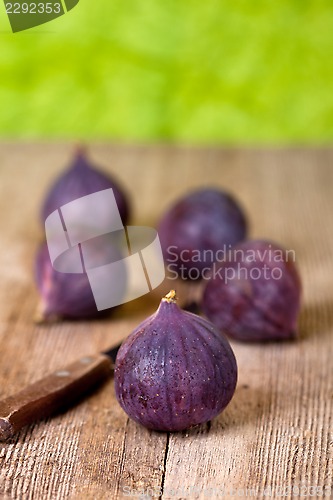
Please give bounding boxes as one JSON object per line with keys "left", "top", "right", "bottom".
{"left": 35, "top": 241, "right": 124, "bottom": 321}
{"left": 35, "top": 242, "right": 98, "bottom": 321}
{"left": 157, "top": 188, "right": 247, "bottom": 279}
{"left": 41, "top": 150, "right": 130, "bottom": 226}
{"left": 114, "top": 292, "right": 237, "bottom": 432}
{"left": 202, "top": 240, "right": 302, "bottom": 342}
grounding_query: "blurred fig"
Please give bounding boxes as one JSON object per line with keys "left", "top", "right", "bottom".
{"left": 41, "top": 149, "right": 130, "bottom": 225}
{"left": 35, "top": 239, "right": 125, "bottom": 321}
{"left": 202, "top": 240, "right": 301, "bottom": 342}
{"left": 115, "top": 290, "right": 237, "bottom": 432}
{"left": 157, "top": 188, "right": 247, "bottom": 280}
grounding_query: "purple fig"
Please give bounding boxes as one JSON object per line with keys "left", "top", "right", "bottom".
{"left": 35, "top": 240, "right": 125, "bottom": 321}
{"left": 157, "top": 188, "right": 247, "bottom": 280}
{"left": 41, "top": 149, "right": 130, "bottom": 225}
{"left": 202, "top": 240, "right": 302, "bottom": 342}
{"left": 114, "top": 290, "right": 237, "bottom": 432}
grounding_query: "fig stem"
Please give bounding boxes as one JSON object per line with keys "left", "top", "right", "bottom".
{"left": 74, "top": 143, "right": 88, "bottom": 158}
{"left": 162, "top": 290, "right": 177, "bottom": 303}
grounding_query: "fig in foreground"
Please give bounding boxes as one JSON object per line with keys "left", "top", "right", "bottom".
{"left": 114, "top": 291, "right": 237, "bottom": 432}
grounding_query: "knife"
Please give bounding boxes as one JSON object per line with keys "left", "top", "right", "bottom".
{"left": 0, "top": 343, "right": 121, "bottom": 442}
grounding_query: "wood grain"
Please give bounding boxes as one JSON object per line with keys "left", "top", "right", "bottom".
{"left": 0, "top": 145, "right": 332, "bottom": 499}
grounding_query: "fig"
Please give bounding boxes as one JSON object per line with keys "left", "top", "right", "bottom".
{"left": 157, "top": 188, "right": 247, "bottom": 280}
{"left": 114, "top": 290, "right": 237, "bottom": 432}
{"left": 41, "top": 149, "right": 130, "bottom": 225}
{"left": 202, "top": 240, "right": 301, "bottom": 342}
{"left": 35, "top": 240, "right": 124, "bottom": 321}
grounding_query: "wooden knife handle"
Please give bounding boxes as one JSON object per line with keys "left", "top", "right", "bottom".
{"left": 0, "top": 354, "right": 113, "bottom": 441}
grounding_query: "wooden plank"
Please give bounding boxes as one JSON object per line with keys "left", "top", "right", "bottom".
{"left": 0, "top": 145, "right": 332, "bottom": 499}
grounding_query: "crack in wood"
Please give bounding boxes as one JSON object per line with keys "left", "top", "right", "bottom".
{"left": 159, "top": 433, "right": 170, "bottom": 499}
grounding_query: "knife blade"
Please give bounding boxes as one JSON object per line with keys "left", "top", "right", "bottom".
{"left": 0, "top": 342, "right": 121, "bottom": 442}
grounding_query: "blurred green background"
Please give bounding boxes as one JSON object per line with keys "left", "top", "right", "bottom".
{"left": 0, "top": 0, "right": 332, "bottom": 143}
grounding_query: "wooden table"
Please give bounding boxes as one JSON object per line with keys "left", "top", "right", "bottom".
{"left": 0, "top": 145, "right": 332, "bottom": 499}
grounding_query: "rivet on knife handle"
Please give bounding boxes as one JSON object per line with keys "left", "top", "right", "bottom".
{"left": 0, "top": 353, "right": 113, "bottom": 441}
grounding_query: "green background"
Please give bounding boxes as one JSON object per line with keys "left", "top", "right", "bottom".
{"left": 0, "top": 0, "right": 332, "bottom": 143}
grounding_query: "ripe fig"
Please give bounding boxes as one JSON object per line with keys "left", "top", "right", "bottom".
{"left": 115, "top": 291, "right": 237, "bottom": 432}
{"left": 157, "top": 188, "right": 247, "bottom": 280}
{"left": 41, "top": 149, "right": 130, "bottom": 225}
{"left": 35, "top": 240, "right": 124, "bottom": 321}
{"left": 202, "top": 240, "right": 301, "bottom": 342}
